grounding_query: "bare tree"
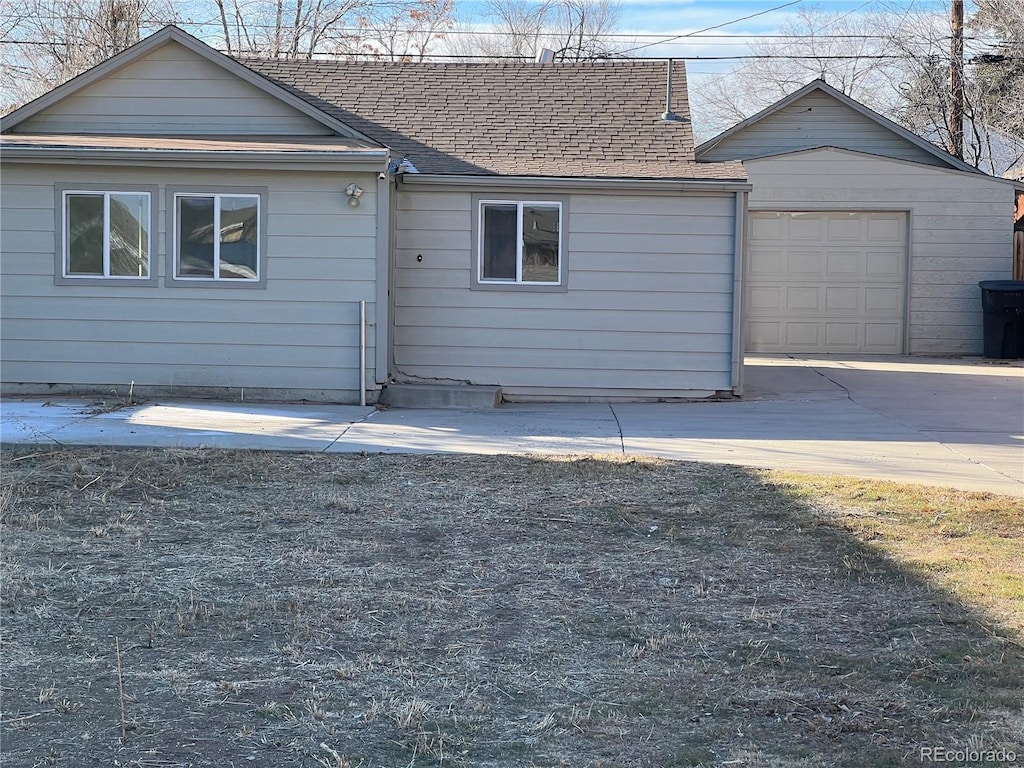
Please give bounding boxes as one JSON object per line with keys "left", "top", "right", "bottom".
{"left": 1, "top": 0, "right": 177, "bottom": 110}
{"left": 547, "top": 0, "right": 620, "bottom": 60}
{"left": 689, "top": 6, "right": 909, "bottom": 137}
{"left": 966, "top": 0, "right": 1024, "bottom": 171}
{"left": 884, "top": 0, "right": 1023, "bottom": 173}
{"left": 446, "top": 0, "right": 624, "bottom": 60}
{"left": 689, "top": 2, "right": 1024, "bottom": 174}
{"left": 353, "top": 0, "right": 456, "bottom": 61}
{"left": 209, "top": 0, "right": 368, "bottom": 58}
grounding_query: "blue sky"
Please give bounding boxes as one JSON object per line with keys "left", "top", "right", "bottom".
{"left": 611, "top": 0, "right": 950, "bottom": 56}
{"left": 453, "top": 0, "right": 956, "bottom": 66}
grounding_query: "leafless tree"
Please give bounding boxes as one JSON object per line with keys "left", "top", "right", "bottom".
{"left": 883, "top": 0, "right": 1023, "bottom": 174}
{"left": 1, "top": 0, "right": 177, "bottom": 110}
{"left": 209, "top": 0, "right": 368, "bottom": 58}
{"left": 547, "top": 0, "right": 620, "bottom": 60}
{"left": 0, "top": 0, "right": 460, "bottom": 109}
{"left": 445, "top": 0, "right": 624, "bottom": 60}
{"left": 689, "top": 2, "right": 1024, "bottom": 174}
{"left": 966, "top": 0, "right": 1023, "bottom": 171}
{"left": 689, "top": 6, "right": 909, "bottom": 137}
{"left": 353, "top": 0, "right": 456, "bottom": 61}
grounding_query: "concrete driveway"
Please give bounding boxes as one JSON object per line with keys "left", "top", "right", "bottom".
{"left": 2, "top": 355, "right": 1021, "bottom": 496}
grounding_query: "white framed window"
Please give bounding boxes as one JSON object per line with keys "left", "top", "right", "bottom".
{"left": 477, "top": 200, "right": 562, "bottom": 285}
{"left": 173, "top": 192, "right": 262, "bottom": 281}
{"left": 61, "top": 190, "right": 151, "bottom": 279}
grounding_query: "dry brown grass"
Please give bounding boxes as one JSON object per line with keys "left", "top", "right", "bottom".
{"left": 1, "top": 447, "right": 1022, "bottom": 768}
{"left": 762, "top": 471, "right": 1024, "bottom": 635}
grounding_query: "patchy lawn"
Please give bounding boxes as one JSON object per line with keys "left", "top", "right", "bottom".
{"left": 1, "top": 447, "right": 1022, "bottom": 768}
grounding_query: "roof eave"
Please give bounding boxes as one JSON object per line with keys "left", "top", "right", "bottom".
{"left": 0, "top": 144, "right": 390, "bottom": 169}
{"left": 399, "top": 173, "right": 751, "bottom": 193}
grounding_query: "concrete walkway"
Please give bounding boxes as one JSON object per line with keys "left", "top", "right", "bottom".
{"left": 2, "top": 356, "right": 1022, "bottom": 496}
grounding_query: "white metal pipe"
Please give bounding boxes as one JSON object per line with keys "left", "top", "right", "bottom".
{"left": 359, "top": 300, "right": 366, "bottom": 407}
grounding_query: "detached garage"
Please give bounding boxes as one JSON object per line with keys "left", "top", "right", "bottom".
{"left": 697, "top": 79, "right": 1024, "bottom": 356}
{"left": 747, "top": 210, "right": 906, "bottom": 353}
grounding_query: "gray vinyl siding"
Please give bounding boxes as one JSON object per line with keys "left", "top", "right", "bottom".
{"left": 392, "top": 187, "right": 737, "bottom": 399}
{"left": 699, "top": 91, "right": 946, "bottom": 167}
{"left": 743, "top": 148, "right": 1014, "bottom": 355}
{"left": 1, "top": 164, "right": 378, "bottom": 401}
{"left": 14, "top": 42, "right": 331, "bottom": 136}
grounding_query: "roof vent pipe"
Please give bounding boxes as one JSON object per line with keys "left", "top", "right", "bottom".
{"left": 535, "top": 48, "right": 555, "bottom": 64}
{"left": 660, "top": 58, "right": 684, "bottom": 122}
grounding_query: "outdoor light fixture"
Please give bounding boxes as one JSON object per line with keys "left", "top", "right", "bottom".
{"left": 345, "top": 183, "right": 364, "bottom": 208}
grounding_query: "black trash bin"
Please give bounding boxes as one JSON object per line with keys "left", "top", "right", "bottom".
{"left": 978, "top": 280, "right": 1024, "bottom": 359}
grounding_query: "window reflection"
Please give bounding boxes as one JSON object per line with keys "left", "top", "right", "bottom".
{"left": 176, "top": 194, "right": 260, "bottom": 280}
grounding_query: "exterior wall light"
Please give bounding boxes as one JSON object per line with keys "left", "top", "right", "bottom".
{"left": 345, "top": 183, "right": 364, "bottom": 208}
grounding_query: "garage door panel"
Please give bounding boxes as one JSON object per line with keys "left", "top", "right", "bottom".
{"left": 824, "top": 286, "right": 860, "bottom": 311}
{"left": 786, "top": 286, "right": 820, "bottom": 311}
{"left": 789, "top": 216, "right": 825, "bottom": 240}
{"left": 749, "top": 286, "right": 782, "bottom": 310}
{"left": 867, "top": 215, "right": 903, "bottom": 241}
{"left": 748, "top": 248, "right": 786, "bottom": 276}
{"left": 785, "top": 323, "right": 820, "bottom": 347}
{"left": 865, "top": 323, "right": 900, "bottom": 349}
{"left": 825, "top": 216, "right": 862, "bottom": 240}
{"left": 750, "top": 216, "right": 785, "bottom": 241}
{"left": 788, "top": 249, "right": 824, "bottom": 276}
{"left": 749, "top": 321, "right": 781, "bottom": 346}
{"left": 865, "top": 286, "right": 901, "bottom": 311}
{"left": 824, "top": 323, "right": 860, "bottom": 347}
{"left": 866, "top": 250, "right": 903, "bottom": 278}
{"left": 825, "top": 250, "right": 864, "bottom": 277}
{"left": 746, "top": 211, "right": 907, "bottom": 354}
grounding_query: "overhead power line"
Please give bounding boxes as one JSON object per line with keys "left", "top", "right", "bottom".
{"left": 9, "top": 11, "right": 1009, "bottom": 42}
{"left": 614, "top": 0, "right": 803, "bottom": 55}
{"left": 4, "top": 37, "right": 1017, "bottom": 63}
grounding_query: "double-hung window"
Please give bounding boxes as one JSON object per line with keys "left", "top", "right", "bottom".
{"left": 477, "top": 200, "right": 563, "bottom": 286}
{"left": 173, "top": 192, "right": 262, "bottom": 281}
{"left": 62, "top": 190, "right": 151, "bottom": 279}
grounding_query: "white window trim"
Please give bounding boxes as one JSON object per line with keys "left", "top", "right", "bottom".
{"left": 173, "top": 192, "right": 262, "bottom": 282}
{"left": 61, "top": 190, "right": 152, "bottom": 280}
{"left": 477, "top": 199, "right": 563, "bottom": 286}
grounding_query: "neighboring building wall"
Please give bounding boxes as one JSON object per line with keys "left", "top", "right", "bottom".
{"left": 699, "top": 91, "right": 946, "bottom": 168}
{"left": 14, "top": 42, "right": 332, "bottom": 136}
{"left": 0, "top": 163, "right": 378, "bottom": 401}
{"left": 392, "top": 185, "right": 738, "bottom": 399}
{"left": 744, "top": 148, "right": 1015, "bottom": 355}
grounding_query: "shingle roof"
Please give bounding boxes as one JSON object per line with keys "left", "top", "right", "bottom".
{"left": 242, "top": 59, "right": 745, "bottom": 181}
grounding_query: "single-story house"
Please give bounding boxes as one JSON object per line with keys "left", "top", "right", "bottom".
{"left": 696, "top": 79, "right": 1024, "bottom": 355}
{"left": 1, "top": 29, "right": 1019, "bottom": 405}
{"left": 1, "top": 26, "right": 750, "bottom": 403}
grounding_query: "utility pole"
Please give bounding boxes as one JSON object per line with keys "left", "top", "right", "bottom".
{"left": 949, "top": 0, "right": 964, "bottom": 159}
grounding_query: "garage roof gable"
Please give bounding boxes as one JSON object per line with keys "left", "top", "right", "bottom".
{"left": 695, "top": 79, "right": 981, "bottom": 175}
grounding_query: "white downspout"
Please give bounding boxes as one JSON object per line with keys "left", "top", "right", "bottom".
{"left": 731, "top": 190, "right": 748, "bottom": 396}
{"left": 359, "top": 299, "right": 366, "bottom": 407}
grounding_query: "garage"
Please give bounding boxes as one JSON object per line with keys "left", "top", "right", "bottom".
{"left": 745, "top": 210, "right": 907, "bottom": 353}
{"left": 697, "top": 80, "right": 1022, "bottom": 357}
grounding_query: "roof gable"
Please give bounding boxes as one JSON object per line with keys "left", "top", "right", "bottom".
{"left": 695, "top": 79, "right": 980, "bottom": 174}
{"left": 245, "top": 58, "right": 743, "bottom": 180}
{"left": 0, "top": 26, "right": 372, "bottom": 142}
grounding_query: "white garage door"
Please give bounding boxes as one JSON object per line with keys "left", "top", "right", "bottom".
{"left": 746, "top": 211, "right": 907, "bottom": 354}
